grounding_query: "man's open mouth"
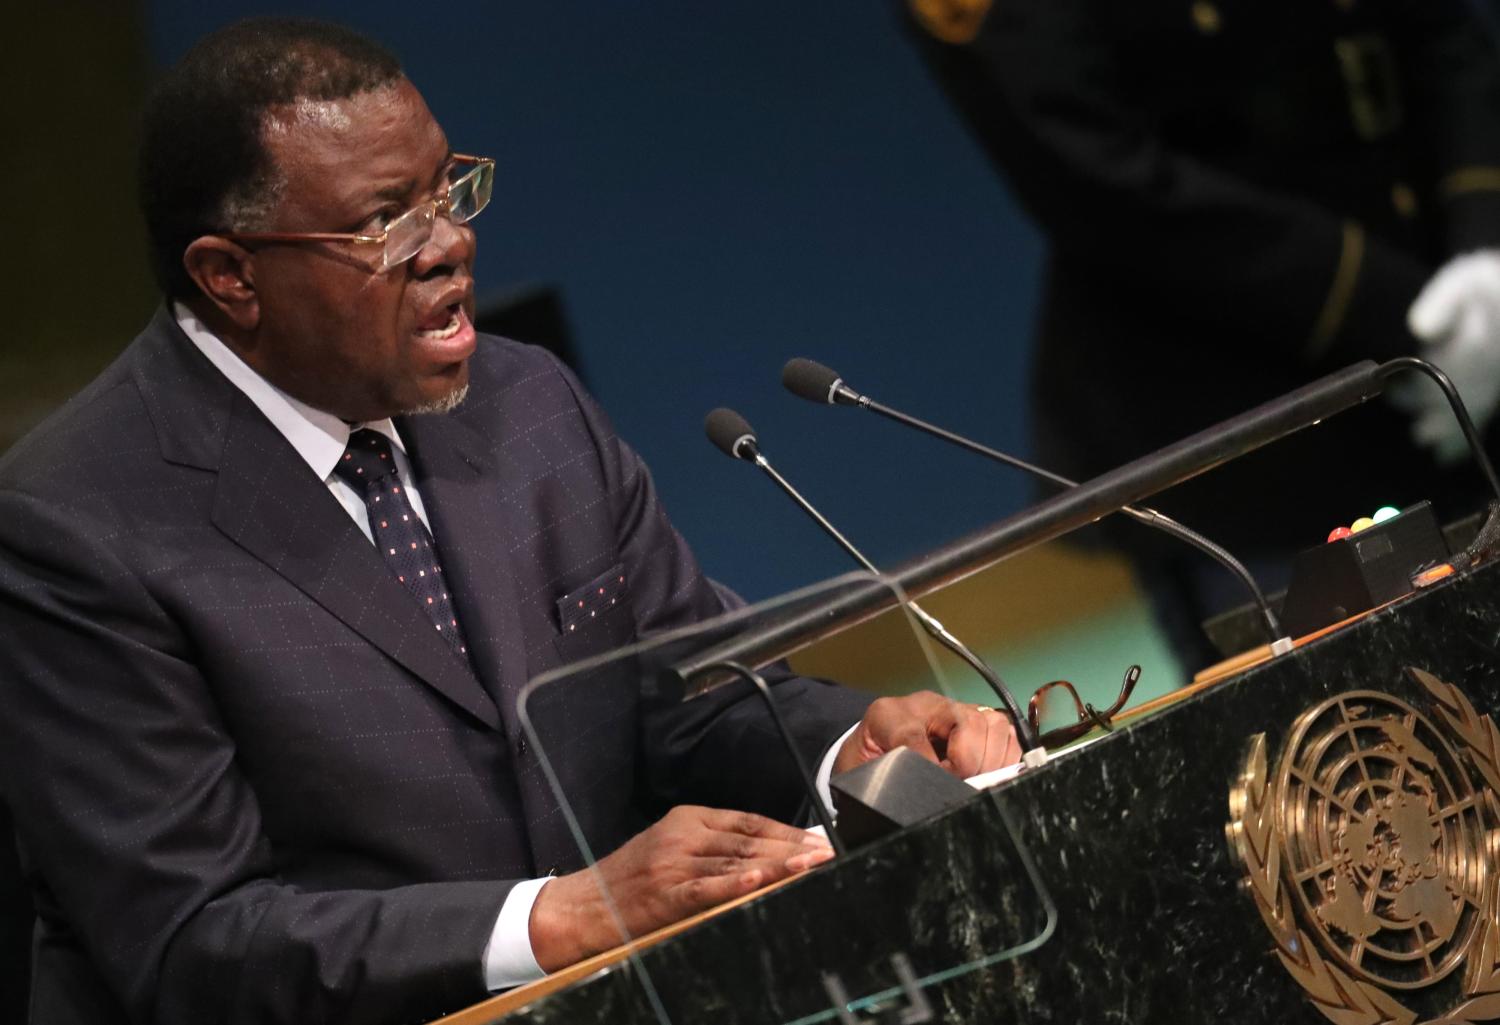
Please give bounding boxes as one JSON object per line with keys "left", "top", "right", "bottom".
{"left": 416, "top": 304, "right": 465, "bottom": 340}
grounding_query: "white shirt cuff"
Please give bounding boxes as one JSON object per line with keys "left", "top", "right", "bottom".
{"left": 482, "top": 876, "right": 553, "bottom": 991}
{"left": 483, "top": 723, "right": 859, "bottom": 989}
{"left": 814, "top": 722, "right": 861, "bottom": 819}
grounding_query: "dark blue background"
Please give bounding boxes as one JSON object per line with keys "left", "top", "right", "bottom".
{"left": 147, "top": 2, "right": 1044, "bottom": 601}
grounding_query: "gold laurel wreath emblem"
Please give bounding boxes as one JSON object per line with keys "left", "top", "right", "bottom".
{"left": 1226, "top": 671, "right": 1500, "bottom": 1025}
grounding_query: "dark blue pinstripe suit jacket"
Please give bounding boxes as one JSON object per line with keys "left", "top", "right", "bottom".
{"left": 0, "top": 307, "right": 869, "bottom": 1025}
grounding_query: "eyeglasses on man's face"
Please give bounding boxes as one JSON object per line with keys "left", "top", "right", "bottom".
{"left": 221, "top": 154, "right": 495, "bottom": 272}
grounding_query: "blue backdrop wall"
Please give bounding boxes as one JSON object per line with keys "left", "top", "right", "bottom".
{"left": 148, "top": 2, "right": 1044, "bottom": 601}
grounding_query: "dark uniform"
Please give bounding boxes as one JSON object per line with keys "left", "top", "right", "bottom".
{"left": 905, "top": 0, "right": 1500, "bottom": 659}
{"left": 0, "top": 802, "right": 27, "bottom": 1023}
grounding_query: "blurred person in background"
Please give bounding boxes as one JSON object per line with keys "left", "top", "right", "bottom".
{"left": 904, "top": 0, "right": 1500, "bottom": 665}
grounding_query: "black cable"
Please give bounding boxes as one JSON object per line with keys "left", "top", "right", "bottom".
{"left": 689, "top": 660, "right": 846, "bottom": 857}
{"left": 1378, "top": 356, "right": 1500, "bottom": 502}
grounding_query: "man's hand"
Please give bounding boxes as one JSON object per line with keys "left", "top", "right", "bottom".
{"left": 528, "top": 806, "right": 833, "bottom": 971}
{"left": 833, "top": 691, "right": 1022, "bottom": 778}
{"left": 1402, "top": 250, "right": 1500, "bottom": 464}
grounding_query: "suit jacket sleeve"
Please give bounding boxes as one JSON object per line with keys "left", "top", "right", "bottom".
{"left": 0, "top": 485, "right": 513, "bottom": 1025}
{"left": 902, "top": 0, "right": 1500, "bottom": 367}
{"left": 546, "top": 359, "right": 874, "bottom": 823}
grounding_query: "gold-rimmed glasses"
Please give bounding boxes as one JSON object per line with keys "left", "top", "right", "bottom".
{"left": 1027, "top": 664, "right": 1142, "bottom": 748}
{"left": 222, "top": 154, "right": 495, "bottom": 271}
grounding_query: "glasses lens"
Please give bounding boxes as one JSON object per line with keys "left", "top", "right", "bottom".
{"left": 381, "top": 203, "right": 436, "bottom": 271}
{"left": 1031, "top": 680, "right": 1086, "bottom": 732}
{"left": 448, "top": 161, "right": 494, "bottom": 225}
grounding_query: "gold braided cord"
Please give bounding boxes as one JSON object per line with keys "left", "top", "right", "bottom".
{"left": 1440, "top": 167, "right": 1500, "bottom": 199}
{"left": 1305, "top": 221, "right": 1364, "bottom": 362}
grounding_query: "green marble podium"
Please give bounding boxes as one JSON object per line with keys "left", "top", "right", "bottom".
{"left": 424, "top": 553, "right": 1500, "bottom": 1025}
{"left": 429, "top": 360, "right": 1500, "bottom": 1025}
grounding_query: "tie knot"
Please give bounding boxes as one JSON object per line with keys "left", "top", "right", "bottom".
{"left": 333, "top": 429, "right": 398, "bottom": 489}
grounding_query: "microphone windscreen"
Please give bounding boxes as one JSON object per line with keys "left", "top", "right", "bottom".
{"left": 704, "top": 407, "right": 757, "bottom": 458}
{"left": 782, "top": 358, "right": 843, "bottom": 404}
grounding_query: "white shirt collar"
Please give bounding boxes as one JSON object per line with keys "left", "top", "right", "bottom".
{"left": 172, "top": 302, "right": 408, "bottom": 481}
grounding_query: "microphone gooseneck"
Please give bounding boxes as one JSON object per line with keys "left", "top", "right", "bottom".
{"left": 703, "top": 407, "right": 1041, "bottom": 753}
{"left": 782, "top": 359, "right": 1288, "bottom": 648}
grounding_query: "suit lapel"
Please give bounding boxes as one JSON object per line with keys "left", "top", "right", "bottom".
{"left": 209, "top": 393, "right": 502, "bottom": 730}
{"left": 399, "top": 411, "right": 528, "bottom": 717}
{"left": 127, "top": 309, "right": 501, "bottom": 731}
{"left": 132, "top": 310, "right": 504, "bottom": 729}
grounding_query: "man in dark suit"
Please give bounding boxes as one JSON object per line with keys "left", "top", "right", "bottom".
{"left": 0, "top": 18, "right": 1018, "bottom": 1025}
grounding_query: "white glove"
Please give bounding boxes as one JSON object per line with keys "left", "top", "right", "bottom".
{"left": 1402, "top": 249, "right": 1500, "bottom": 465}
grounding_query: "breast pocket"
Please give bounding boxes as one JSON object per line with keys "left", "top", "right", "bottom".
{"left": 552, "top": 562, "right": 635, "bottom": 664}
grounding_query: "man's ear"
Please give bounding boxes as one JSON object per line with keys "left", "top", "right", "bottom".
{"left": 183, "top": 237, "right": 260, "bottom": 331}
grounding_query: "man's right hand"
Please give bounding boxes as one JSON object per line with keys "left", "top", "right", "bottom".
{"left": 527, "top": 805, "right": 834, "bottom": 971}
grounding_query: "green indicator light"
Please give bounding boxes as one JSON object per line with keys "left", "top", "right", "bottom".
{"left": 1372, "top": 506, "right": 1400, "bottom": 523}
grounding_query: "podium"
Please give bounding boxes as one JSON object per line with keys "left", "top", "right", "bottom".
{"left": 426, "top": 359, "right": 1500, "bottom": 1025}
{"left": 426, "top": 551, "right": 1500, "bottom": 1025}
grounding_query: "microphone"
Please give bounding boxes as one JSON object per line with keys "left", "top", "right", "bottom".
{"left": 704, "top": 407, "right": 761, "bottom": 462}
{"left": 782, "top": 358, "right": 1290, "bottom": 650}
{"left": 703, "top": 407, "right": 1044, "bottom": 756}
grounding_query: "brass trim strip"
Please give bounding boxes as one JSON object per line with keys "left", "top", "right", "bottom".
{"left": 1306, "top": 221, "right": 1365, "bottom": 361}
{"left": 1440, "top": 166, "right": 1500, "bottom": 199}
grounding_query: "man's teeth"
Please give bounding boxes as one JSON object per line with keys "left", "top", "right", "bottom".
{"left": 418, "top": 310, "right": 462, "bottom": 339}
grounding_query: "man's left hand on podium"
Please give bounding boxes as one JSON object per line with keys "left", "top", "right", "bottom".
{"left": 833, "top": 692, "right": 1021, "bottom": 779}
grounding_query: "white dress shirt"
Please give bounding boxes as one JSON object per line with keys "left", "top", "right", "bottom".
{"left": 173, "top": 303, "right": 849, "bottom": 991}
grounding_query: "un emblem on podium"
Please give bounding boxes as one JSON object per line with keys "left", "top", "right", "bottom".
{"left": 1228, "top": 669, "right": 1500, "bottom": 1024}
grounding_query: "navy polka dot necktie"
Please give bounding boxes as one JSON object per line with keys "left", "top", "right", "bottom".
{"left": 333, "top": 429, "right": 472, "bottom": 661}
